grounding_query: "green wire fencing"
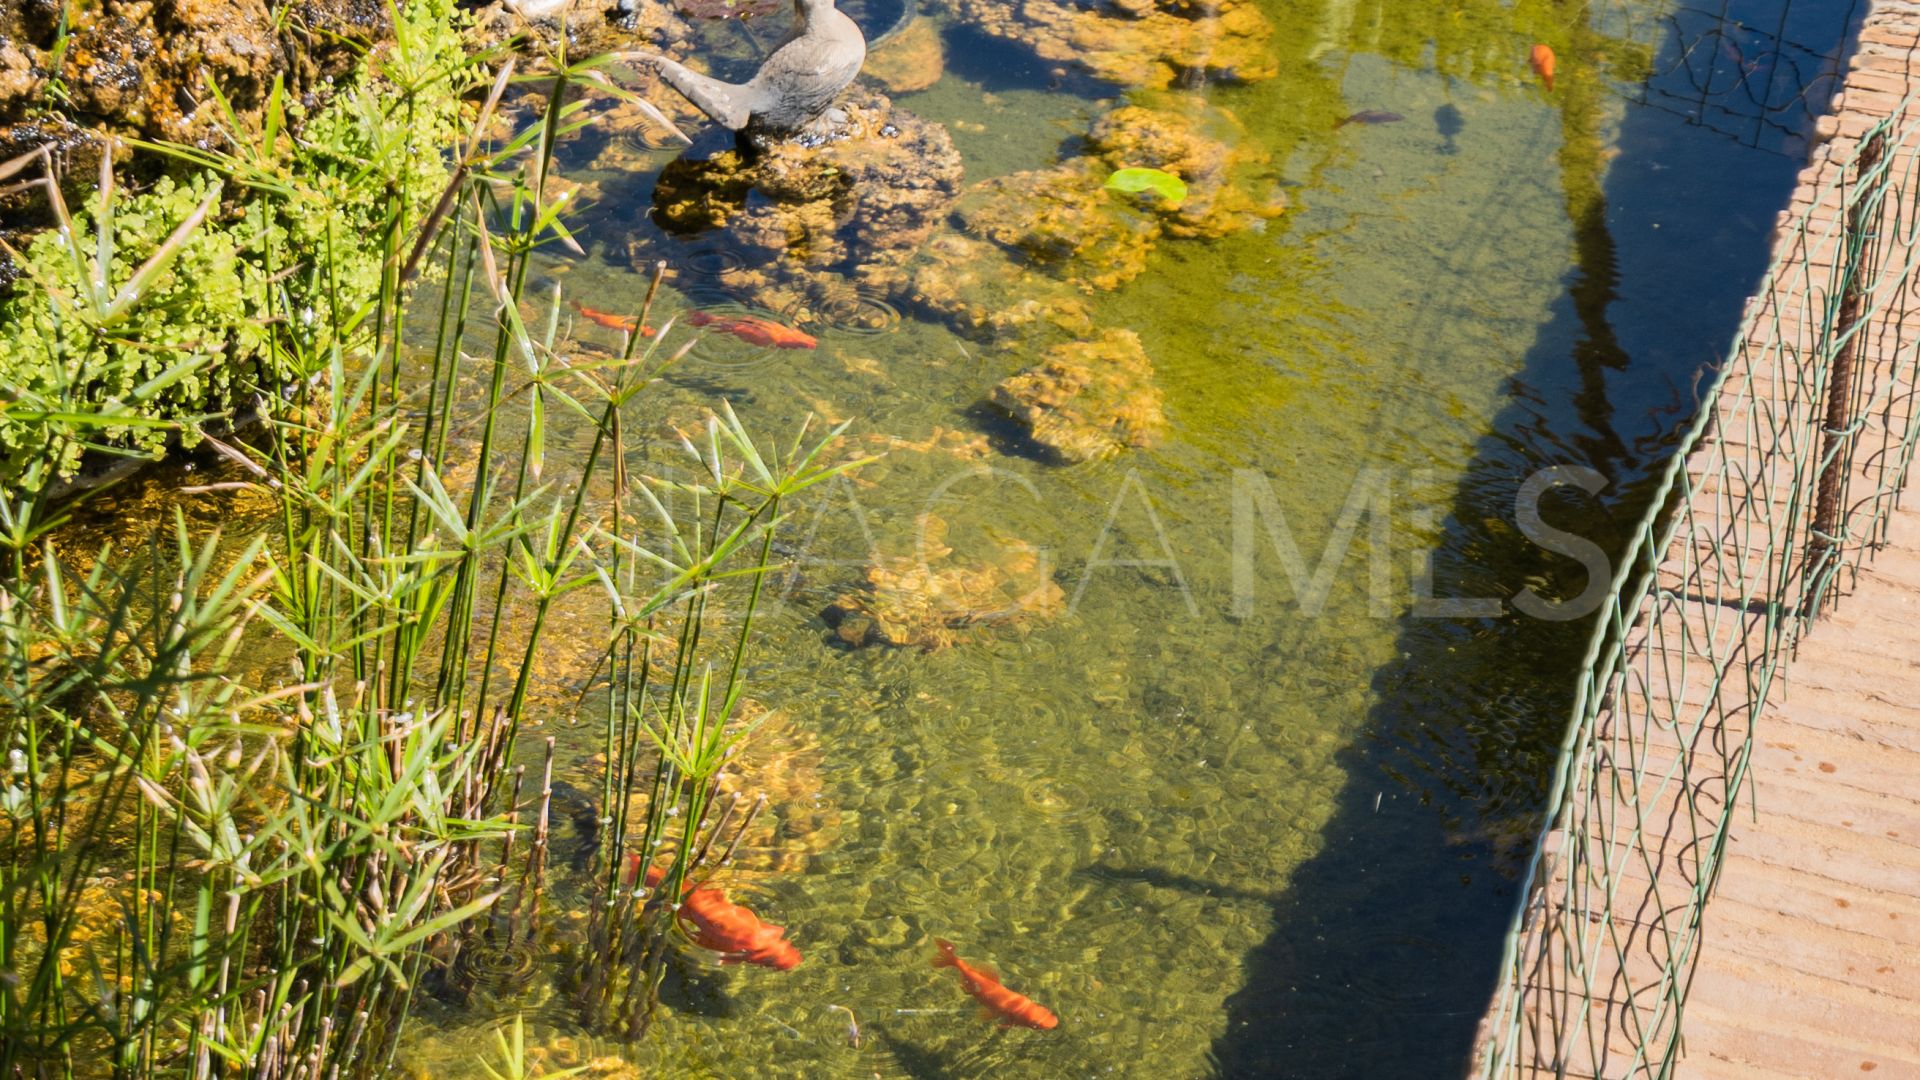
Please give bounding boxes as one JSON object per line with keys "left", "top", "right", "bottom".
{"left": 1474, "top": 92, "right": 1920, "bottom": 1079}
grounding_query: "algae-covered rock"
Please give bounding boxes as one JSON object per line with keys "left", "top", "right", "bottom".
{"left": 0, "top": 40, "right": 37, "bottom": 113}
{"left": 654, "top": 86, "right": 960, "bottom": 249}
{"left": 1088, "top": 100, "right": 1286, "bottom": 238}
{"left": 821, "top": 516, "right": 1064, "bottom": 650}
{"left": 957, "top": 160, "right": 1159, "bottom": 291}
{"left": 989, "top": 328, "right": 1165, "bottom": 463}
{"left": 0, "top": 0, "right": 392, "bottom": 191}
{"left": 858, "top": 230, "right": 1081, "bottom": 336}
{"left": 889, "top": 99, "right": 1281, "bottom": 332}
{"left": 950, "top": 0, "right": 1276, "bottom": 89}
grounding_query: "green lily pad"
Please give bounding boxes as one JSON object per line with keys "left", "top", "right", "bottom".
{"left": 1104, "top": 167, "right": 1188, "bottom": 206}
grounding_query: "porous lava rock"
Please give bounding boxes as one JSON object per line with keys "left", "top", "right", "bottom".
{"left": 821, "top": 516, "right": 1064, "bottom": 650}
{"left": 988, "top": 328, "right": 1166, "bottom": 463}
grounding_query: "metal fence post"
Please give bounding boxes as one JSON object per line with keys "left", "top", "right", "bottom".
{"left": 1809, "top": 128, "right": 1888, "bottom": 597}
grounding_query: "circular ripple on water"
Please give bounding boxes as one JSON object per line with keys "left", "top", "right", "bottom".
{"left": 456, "top": 928, "right": 544, "bottom": 997}
{"left": 797, "top": 283, "right": 903, "bottom": 338}
{"left": 619, "top": 121, "right": 693, "bottom": 155}
{"left": 668, "top": 240, "right": 753, "bottom": 284}
{"left": 877, "top": 764, "right": 1000, "bottom": 910}
{"left": 991, "top": 700, "right": 1102, "bottom": 844}
{"left": 915, "top": 791, "right": 1001, "bottom": 879}
{"left": 1020, "top": 774, "right": 1094, "bottom": 827}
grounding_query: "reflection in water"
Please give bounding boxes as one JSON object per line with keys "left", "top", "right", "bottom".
{"left": 1209, "top": 2, "right": 1865, "bottom": 1077}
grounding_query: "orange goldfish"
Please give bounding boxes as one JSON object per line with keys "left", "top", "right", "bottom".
{"left": 570, "top": 299, "right": 657, "bottom": 337}
{"left": 680, "top": 886, "right": 802, "bottom": 970}
{"left": 1530, "top": 44, "right": 1556, "bottom": 92}
{"left": 635, "top": 862, "right": 801, "bottom": 970}
{"left": 932, "top": 939, "right": 1058, "bottom": 1030}
{"left": 686, "top": 309, "right": 817, "bottom": 350}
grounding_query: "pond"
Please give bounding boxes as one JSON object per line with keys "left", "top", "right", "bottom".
{"left": 44, "top": 0, "right": 1864, "bottom": 1075}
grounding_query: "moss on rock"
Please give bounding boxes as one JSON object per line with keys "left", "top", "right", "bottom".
{"left": 988, "top": 328, "right": 1166, "bottom": 463}
{"left": 821, "top": 516, "right": 1065, "bottom": 650}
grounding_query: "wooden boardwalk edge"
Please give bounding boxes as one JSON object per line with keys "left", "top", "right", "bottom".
{"left": 1474, "top": 2, "right": 1920, "bottom": 1077}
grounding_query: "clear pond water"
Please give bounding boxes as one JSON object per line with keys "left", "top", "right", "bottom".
{"left": 62, "top": 0, "right": 1867, "bottom": 1075}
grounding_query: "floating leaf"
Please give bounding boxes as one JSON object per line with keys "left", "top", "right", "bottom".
{"left": 1104, "top": 167, "right": 1188, "bottom": 206}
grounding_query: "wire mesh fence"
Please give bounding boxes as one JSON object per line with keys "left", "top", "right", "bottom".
{"left": 1474, "top": 91, "right": 1920, "bottom": 1079}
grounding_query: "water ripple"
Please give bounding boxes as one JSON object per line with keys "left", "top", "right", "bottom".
{"left": 800, "top": 284, "right": 904, "bottom": 338}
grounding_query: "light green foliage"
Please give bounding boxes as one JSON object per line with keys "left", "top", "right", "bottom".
{"left": 270, "top": 0, "right": 476, "bottom": 345}
{"left": 0, "top": 174, "right": 264, "bottom": 480}
{"left": 0, "top": 0, "right": 475, "bottom": 491}
{"left": 0, "top": 18, "right": 866, "bottom": 1072}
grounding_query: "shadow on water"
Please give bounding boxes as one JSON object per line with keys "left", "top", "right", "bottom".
{"left": 1206, "top": 2, "right": 1868, "bottom": 1076}
{"left": 880, "top": 1032, "right": 959, "bottom": 1080}
{"left": 938, "top": 22, "right": 1115, "bottom": 97}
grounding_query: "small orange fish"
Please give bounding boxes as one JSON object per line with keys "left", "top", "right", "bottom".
{"left": 636, "top": 862, "right": 801, "bottom": 970}
{"left": 686, "top": 309, "right": 817, "bottom": 350}
{"left": 933, "top": 939, "right": 1058, "bottom": 1030}
{"left": 1530, "top": 44, "right": 1557, "bottom": 92}
{"left": 570, "top": 299, "right": 657, "bottom": 337}
{"left": 680, "top": 886, "right": 802, "bottom": 970}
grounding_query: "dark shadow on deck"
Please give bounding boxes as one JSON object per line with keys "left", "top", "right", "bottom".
{"left": 1207, "top": 1, "right": 1867, "bottom": 1076}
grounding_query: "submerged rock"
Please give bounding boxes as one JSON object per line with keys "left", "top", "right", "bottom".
{"left": 590, "top": 704, "right": 840, "bottom": 878}
{"left": 822, "top": 516, "right": 1064, "bottom": 650}
{"left": 1087, "top": 100, "right": 1287, "bottom": 239}
{"left": 950, "top": 0, "right": 1276, "bottom": 89}
{"left": 610, "top": 72, "right": 1279, "bottom": 345}
{"left": 989, "top": 329, "right": 1165, "bottom": 463}
{"left": 958, "top": 160, "right": 1159, "bottom": 292}
{"left": 876, "top": 97, "right": 1283, "bottom": 336}
{"left": 858, "top": 229, "right": 1087, "bottom": 338}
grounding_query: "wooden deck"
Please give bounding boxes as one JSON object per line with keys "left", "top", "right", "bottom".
{"left": 1681, "top": 5, "right": 1920, "bottom": 1075}
{"left": 1680, "top": 538, "right": 1920, "bottom": 1078}
{"left": 1482, "top": 2, "right": 1920, "bottom": 1076}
